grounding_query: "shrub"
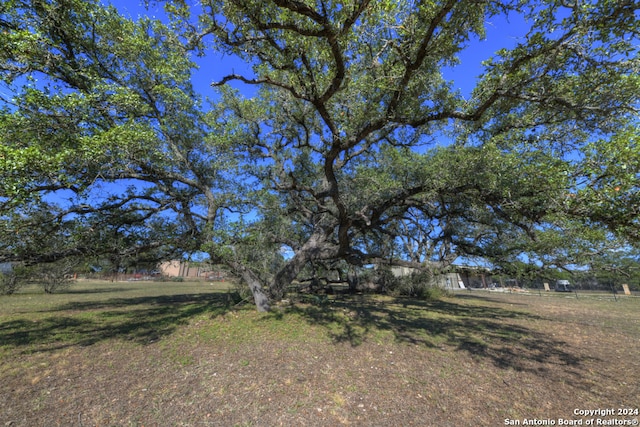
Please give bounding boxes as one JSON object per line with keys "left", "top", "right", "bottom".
{"left": 30, "top": 260, "right": 77, "bottom": 294}
{"left": 0, "top": 264, "right": 29, "bottom": 295}
{"left": 225, "top": 281, "right": 253, "bottom": 307}
{"left": 388, "top": 271, "right": 451, "bottom": 300}
{"left": 0, "top": 272, "right": 21, "bottom": 295}
{"left": 412, "top": 283, "right": 450, "bottom": 300}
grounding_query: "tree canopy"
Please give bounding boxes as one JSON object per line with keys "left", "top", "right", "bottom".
{"left": 1, "top": 0, "right": 639, "bottom": 309}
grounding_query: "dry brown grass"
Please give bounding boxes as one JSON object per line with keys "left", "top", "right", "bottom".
{"left": 1, "top": 282, "right": 639, "bottom": 426}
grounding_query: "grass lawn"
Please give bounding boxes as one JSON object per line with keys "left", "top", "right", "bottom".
{"left": 1, "top": 280, "right": 639, "bottom": 426}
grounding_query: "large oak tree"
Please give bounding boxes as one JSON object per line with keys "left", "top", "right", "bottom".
{"left": 1, "top": 0, "right": 638, "bottom": 309}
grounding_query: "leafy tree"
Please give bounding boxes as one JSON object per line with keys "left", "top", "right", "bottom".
{"left": 580, "top": 245, "right": 640, "bottom": 291}
{"left": 1, "top": 0, "right": 638, "bottom": 311}
{"left": 1, "top": 4, "right": 225, "bottom": 260}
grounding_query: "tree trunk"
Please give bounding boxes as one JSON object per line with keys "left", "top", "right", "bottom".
{"left": 347, "top": 266, "right": 359, "bottom": 294}
{"left": 244, "top": 272, "right": 271, "bottom": 312}
{"left": 226, "top": 260, "right": 271, "bottom": 312}
{"left": 271, "top": 250, "right": 309, "bottom": 301}
{"left": 271, "top": 230, "right": 337, "bottom": 301}
{"left": 225, "top": 230, "right": 338, "bottom": 311}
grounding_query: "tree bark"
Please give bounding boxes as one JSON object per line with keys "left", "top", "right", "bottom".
{"left": 271, "top": 230, "right": 338, "bottom": 301}
{"left": 271, "top": 250, "right": 308, "bottom": 301}
{"left": 226, "top": 260, "right": 271, "bottom": 312}
{"left": 227, "top": 230, "right": 339, "bottom": 311}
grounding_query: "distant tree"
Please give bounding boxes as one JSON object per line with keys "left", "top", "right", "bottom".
{"left": 0, "top": 263, "right": 28, "bottom": 295}
{"left": 584, "top": 246, "right": 640, "bottom": 291}
{"left": 30, "top": 258, "right": 78, "bottom": 294}
{"left": 1, "top": 0, "right": 638, "bottom": 310}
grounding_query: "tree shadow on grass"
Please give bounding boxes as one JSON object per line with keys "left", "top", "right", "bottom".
{"left": 278, "top": 295, "right": 589, "bottom": 381}
{"left": 63, "top": 287, "right": 133, "bottom": 294}
{"left": 453, "top": 292, "right": 534, "bottom": 306}
{"left": 0, "top": 293, "right": 232, "bottom": 353}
